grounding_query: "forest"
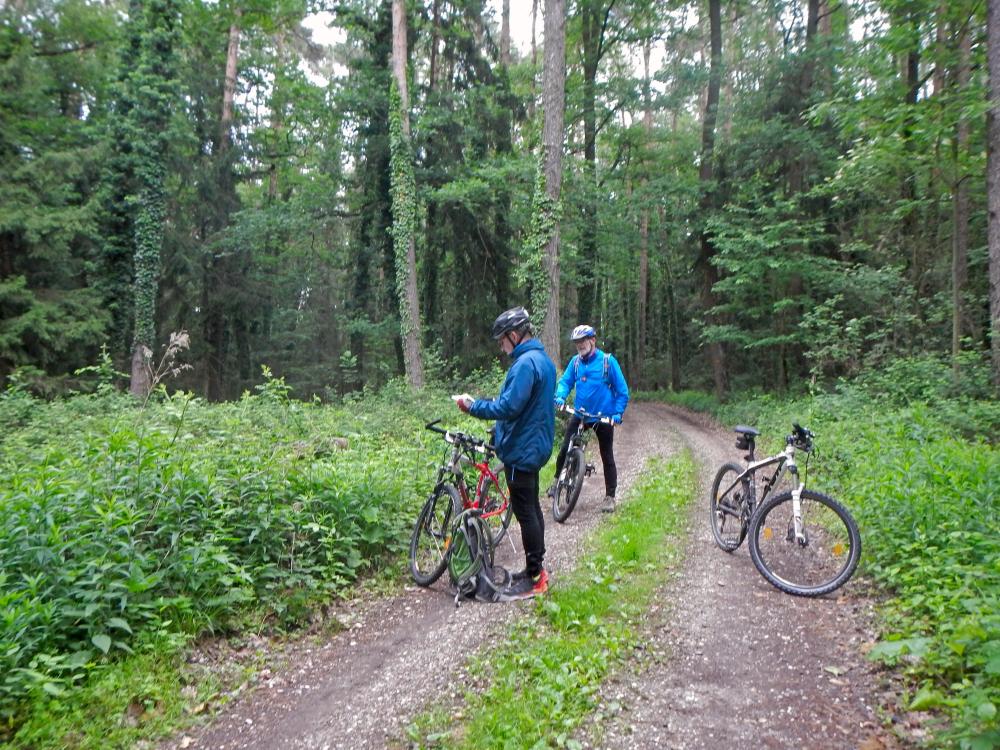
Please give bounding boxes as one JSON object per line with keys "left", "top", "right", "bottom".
{"left": 2, "top": 0, "right": 1000, "bottom": 747}
{"left": 1, "top": 0, "right": 997, "bottom": 399}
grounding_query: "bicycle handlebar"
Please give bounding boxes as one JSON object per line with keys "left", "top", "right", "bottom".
{"left": 786, "top": 423, "right": 814, "bottom": 452}
{"left": 557, "top": 404, "right": 616, "bottom": 425}
{"left": 425, "top": 419, "right": 497, "bottom": 454}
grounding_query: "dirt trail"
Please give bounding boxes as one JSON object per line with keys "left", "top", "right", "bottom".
{"left": 168, "top": 403, "right": 894, "bottom": 750}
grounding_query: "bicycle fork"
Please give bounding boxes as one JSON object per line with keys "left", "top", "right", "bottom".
{"left": 787, "top": 458, "right": 807, "bottom": 546}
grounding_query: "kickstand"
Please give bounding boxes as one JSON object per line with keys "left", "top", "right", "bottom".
{"left": 503, "top": 531, "right": 517, "bottom": 554}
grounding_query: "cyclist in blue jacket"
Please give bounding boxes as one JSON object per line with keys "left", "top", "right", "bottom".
{"left": 454, "top": 306, "right": 556, "bottom": 599}
{"left": 551, "top": 324, "right": 629, "bottom": 513}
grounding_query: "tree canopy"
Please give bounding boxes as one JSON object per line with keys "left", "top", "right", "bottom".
{"left": 0, "top": 0, "right": 995, "bottom": 398}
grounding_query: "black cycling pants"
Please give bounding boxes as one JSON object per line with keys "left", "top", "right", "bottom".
{"left": 505, "top": 466, "right": 545, "bottom": 576}
{"left": 554, "top": 416, "right": 617, "bottom": 497}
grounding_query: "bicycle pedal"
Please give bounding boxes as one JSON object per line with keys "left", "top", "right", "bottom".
{"left": 585, "top": 463, "right": 596, "bottom": 477}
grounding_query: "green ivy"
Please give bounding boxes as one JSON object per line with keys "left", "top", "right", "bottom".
{"left": 518, "top": 150, "right": 561, "bottom": 323}
{"left": 388, "top": 80, "right": 418, "bottom": 339}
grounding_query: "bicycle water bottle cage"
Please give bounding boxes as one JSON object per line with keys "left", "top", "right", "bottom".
{"left": 734, "top": 425, "right": 759, "bottom": 451}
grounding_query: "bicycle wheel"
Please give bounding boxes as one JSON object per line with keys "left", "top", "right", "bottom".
{"left": 709, "top": 462, "right": 751, "bottom": 551}
{"left": 479, "top": 468, "right": 514, "bottom": 546}
{"left": 409, "top": 483, "right": 462, "bottom": 586}
{"left": 552, "top": 446, "right": 586, "bottom": 523}
{"left": 748, "top": 489, "right": 861, "bottom": 597}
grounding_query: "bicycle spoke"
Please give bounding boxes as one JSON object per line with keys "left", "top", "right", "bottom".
{"left": 749, "top": 489, "right": 861, "bottom": 597}
{"left": 410, "top": 484, "right": 461, "bottom": 586}
{"left": 709, "top": 462, "right": 749, "bottom": 551}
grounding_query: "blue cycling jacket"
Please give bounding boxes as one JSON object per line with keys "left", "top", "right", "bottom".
{"left": 555, "top": 348, "right": 629, "bottom": 421}
{"left": 469, "top": 338, "right": 556, "bottom": 473}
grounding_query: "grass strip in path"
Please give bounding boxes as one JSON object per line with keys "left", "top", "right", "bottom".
{"left": 402, "top": 452, "right": 696, "bottom": 749}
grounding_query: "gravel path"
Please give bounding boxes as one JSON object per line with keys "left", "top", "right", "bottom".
{"left": 166, "top": 402, "right": 899, "bottom": 750}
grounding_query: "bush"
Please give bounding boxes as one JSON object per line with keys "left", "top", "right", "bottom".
{"left": 0, "top": 382, "right": 458, "bottom": 737}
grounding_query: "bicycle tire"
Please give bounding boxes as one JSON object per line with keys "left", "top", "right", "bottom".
{"left": 552, "top": 446, "right": 586, "bottom": 523}
{"left": 748, "top": 488, "right": 861, "bottom": 597}
{"left": 479, "top": 469, "right": 514, "bottom": 546}
{"left": 409, "top": 483, "right": 462, "bottom": 586}
{"left": 709, "top": 462, "right": 750, "bottom": 551}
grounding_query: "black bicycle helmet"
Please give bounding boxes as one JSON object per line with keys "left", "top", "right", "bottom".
{"left": 491, "top": 306, "right": 531, "bottom": 340}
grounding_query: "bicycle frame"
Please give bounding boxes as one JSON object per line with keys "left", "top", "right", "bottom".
{"left": 432, "top": 431, "right": 508, "bottom": 520}
{"left": 561, "top": 406, "right": 612, "bottom": 447}
{"left": 719, "top": 442, "right": 808, "bottom": 544}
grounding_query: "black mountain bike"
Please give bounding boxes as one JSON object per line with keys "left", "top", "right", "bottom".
{"left": 710, "top": 423, "right": 861, "bottom": 597}
{"left": 551, "top": 405, "right": 613, "bottom": 523}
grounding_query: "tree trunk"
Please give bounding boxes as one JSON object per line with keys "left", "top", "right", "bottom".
{"left": 220, "top": 14, "right": 241, "bottom": 152}
{"left": 952, "top": 23, "right": 971, "bottom": 372}
{"left": 429, "top": 0, "right": 441, "bottom": 89}
{"left": 202, "top": 9, "right": 242, "bottom": 401}
{"left": 128, "top": 0, "right": 178, "bottom": 398}
{"left": 540, "top": 0, "right": 566, "bottom": 360}
{"left": 577, "top": 0, "right": 601, "bottom": 324}
{"left": 636, "top": 40, "right": 652, "bottom": 388}
{"left": 988, "top": 0, "right": 1000, "bottom": 391}
{"left": 501, "top": 0, "right": 511, "bottom": 67}
{"left": 696, "top": 0, "right": 726, "bottom": 398}
{"left": 391, "top": 0, "right": 425, "bottom": 387}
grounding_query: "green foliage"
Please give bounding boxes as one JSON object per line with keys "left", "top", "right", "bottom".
{"left": 123, "top": 0, "right": 180, "bottom": 354}
{"left": 0, "top": 1, "right": 117, "bottom": 382}
{"left": 0, "top": 384, "right": 460, "bottom": 741}
{"left": 388, "top": 80, "right": 418, "bottom": 339}
{"left": 518, "top": 151, "right": 560, "bottom": 322}
{"left": 710, "top": 385, "right": 1000, "bottom": 748}
{"left": 405, "top": 453, "right": 696, "bottom": 748}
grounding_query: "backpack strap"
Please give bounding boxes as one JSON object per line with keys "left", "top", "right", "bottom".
{"left": 573, "top": 352, "right": 611, "bottom": 388}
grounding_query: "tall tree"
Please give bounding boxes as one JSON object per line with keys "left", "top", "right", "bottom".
{"left": 952, "top": 18, "right": 971, "bottom": 371}
{"left": 695, "top": 0, "right": 726, "bottom": 397}
{"left": 989, "top": 0, "right": 1000, "bottom": 390}
{"left": 202, "top": 4, "right": 243, "bottom": 400}
{"left": 636, "top": 38, "right": 653, "bottom": 385}
{"left": 127, "top": 0, "right": 180, "bottom": 397}
{"left": 539, "top": 0, "right": 567, "bottom": 359}
{"left": 390, "top": 0, "right": 424, "bottom": 387}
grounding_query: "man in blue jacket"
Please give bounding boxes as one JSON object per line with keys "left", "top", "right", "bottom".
{"left": 454, "top": 306, "right": 556, "bottom": 599}
{"left": 552, "top": 324, "right": 630, "bottom": 513}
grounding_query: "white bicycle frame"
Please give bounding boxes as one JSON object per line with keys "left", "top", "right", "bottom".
{"left": 723, "top": 441, "right": 807, "bottom": 543}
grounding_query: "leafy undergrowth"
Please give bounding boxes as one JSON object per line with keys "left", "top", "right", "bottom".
{"left": 702, "top": 376, "right": 1000, "bottom": 749}
{"left": 403, "top": 453, "right": 696, "bottom": 749}
{"left": 0, "top": 375, "right": 499, "bottom": 748}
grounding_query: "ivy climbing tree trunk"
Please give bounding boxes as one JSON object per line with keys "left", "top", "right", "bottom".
{"left": 989, "top": 0, "right": 1000, "bottom": 391}
{"left": 127, "top": 0, "right": 179, "bottom": 398}
{"left": 390, "top": 0, "right": 425, "bottom": 388}
{"left": 539, "top": 0, "right": 566, "bottom": 360}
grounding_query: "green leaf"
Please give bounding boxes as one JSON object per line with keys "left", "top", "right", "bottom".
{"left": 42, "top": 682, "right": 65, "bottom": 697}
{"left": 976, "top": 702, "right": 997, "bottom": 721}
{"left": 106, "top": 617, "right": 132, "bottom": 634}
{"left": 908, "top": 685, "right": 946, "bottom": 711}
{"left": 91, "top": 634, "right": 111, "bottom": 654}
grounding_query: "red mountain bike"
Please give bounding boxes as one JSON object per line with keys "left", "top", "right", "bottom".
{"left": 409, "top": 420, "right": 513, "bottom": 586}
